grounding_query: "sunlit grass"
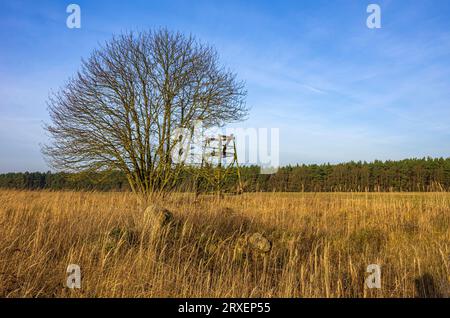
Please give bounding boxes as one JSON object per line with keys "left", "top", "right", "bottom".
{"left": 0, "top": 190, "right": 448, "bottom": 297}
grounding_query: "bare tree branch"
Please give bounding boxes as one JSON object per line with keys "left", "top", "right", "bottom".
{"left": 42, "top": 28, "right": 248, "bottom": 200}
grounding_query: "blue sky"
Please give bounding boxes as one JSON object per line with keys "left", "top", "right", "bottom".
{"left": 1, "top": 0, "right": 450, "bottom": 172}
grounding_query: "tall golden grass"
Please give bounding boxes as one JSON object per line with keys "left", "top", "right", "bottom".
{"left": 0, "top": 189, "right": 448, "bottom": 297}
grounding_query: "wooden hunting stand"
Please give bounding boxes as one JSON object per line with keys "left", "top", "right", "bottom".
{"left": 194, "top": 134, "right": 243, "bottom": 198}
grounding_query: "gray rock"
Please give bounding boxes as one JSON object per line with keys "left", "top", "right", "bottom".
{"left": 248, "top": 232, "right": 271, "bottom": 253}
{"left": 144, "top": 204, "right": 174, "bottom": 227}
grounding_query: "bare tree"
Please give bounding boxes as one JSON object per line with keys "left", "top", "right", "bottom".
{"left": 43, "top": 29, "right": 248, "bottom": 200}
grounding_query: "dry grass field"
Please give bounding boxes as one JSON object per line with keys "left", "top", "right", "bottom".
{"left": 0, "top": 189, "right": 449, "bottom": 298}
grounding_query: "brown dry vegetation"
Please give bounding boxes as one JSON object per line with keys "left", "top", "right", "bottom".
{"left": 0, "top": 189, "right": 449, "bottom": 297}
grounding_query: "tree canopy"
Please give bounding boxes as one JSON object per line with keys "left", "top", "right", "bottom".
{"left": 3, "top": 158, "right": 450, "bottom": 192}
{"left": 43, "top": 29, "right": 248, "bottom": 199}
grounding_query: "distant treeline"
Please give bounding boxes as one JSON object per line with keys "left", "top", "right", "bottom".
{"left": 1, "top": 157, "right": 450, "bottom": 192}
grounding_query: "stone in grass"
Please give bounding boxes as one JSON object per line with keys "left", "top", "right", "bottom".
{"left": 205, "top": 242, "right": 218, "bottom": 255}
{"left": 248, "top": 232, "right": 272, "bottom": 253}
{"left": 144, "top": 204, "right": 174, "bottom": 227}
